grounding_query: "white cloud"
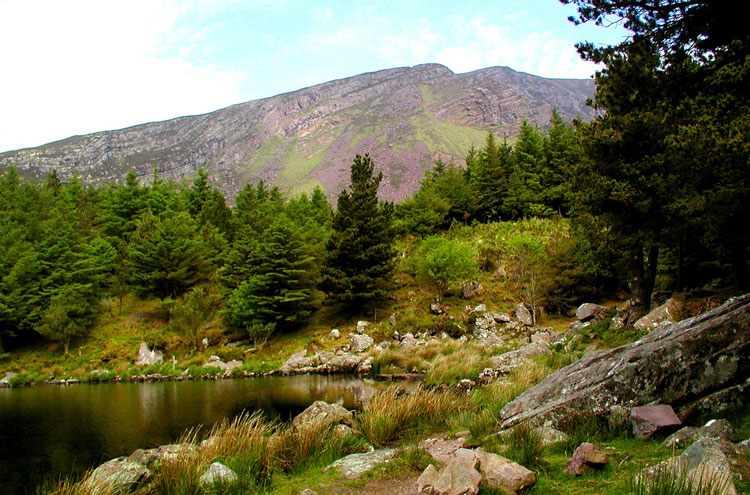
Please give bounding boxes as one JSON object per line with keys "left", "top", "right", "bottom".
{"left": 0, "top": 0, "right": 243, "bottom": 151}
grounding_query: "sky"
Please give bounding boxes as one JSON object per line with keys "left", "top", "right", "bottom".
{"left": 0, "top": 0, "right": 630, "bottom": 153}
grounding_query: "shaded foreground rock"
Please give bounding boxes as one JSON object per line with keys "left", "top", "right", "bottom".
{"left": 500, "top": 295, "right": 750, "bottom": 429}
{"left": 663, "top": 419, "right": 739, "bottom": 449}
{"left": 639, "top": 438, "right": 750, "bottom": 495}
{"left": 418, "top": 448, "right": 535, "bottom": 495}
{"left": 84, "top": 457, "right": 150, "bottom": 494}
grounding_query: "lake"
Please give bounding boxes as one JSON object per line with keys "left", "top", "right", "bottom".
{"left": 0, "top": 375, "right": 393, "bottom": 495}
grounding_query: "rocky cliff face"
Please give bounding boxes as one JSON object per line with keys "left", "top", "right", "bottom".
{"left": 0, "top": 64, "right": 595, "bottom": 202}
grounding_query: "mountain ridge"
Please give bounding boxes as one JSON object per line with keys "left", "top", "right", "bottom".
{"left": 0, "top": 63, "right": 596, "bottom": 202}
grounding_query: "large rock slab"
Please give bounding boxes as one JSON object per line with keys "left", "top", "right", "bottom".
{"left": 419, "top": 435, "right": 467, "bottom": 463}
{"left": 500, "top": 295, "right": 750, "bottom": 429}
{"left": 325, "top": 353, "right": 363, "bottom": 373}
{"left": 349, "top": 333, "right": 374, "bottom": 353}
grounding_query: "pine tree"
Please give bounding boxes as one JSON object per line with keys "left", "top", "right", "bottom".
{"left": 225, "top": 215, "right": 315, "bottom": 333}
{"left": 319, "top": 154, "right": 396, "bottom": 311}
{"left": 470, "top": 133, "right": 512, "bottom": 221}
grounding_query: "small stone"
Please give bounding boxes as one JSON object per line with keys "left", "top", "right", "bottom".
{"left": 325, "top": 448, "right": 397, "bottom": 479}
{"left": 564, "top": 442, "right": 608, "bottom": 476}
{"left": 461, "top": 281, "right": 483, "bottom": 299}
{"left": 300, "top": 489, "right": 318, "bottom": 495}
{"left": 389, "top": 313, "right": 397, "bottom": 326}
{"left": 199, "top": 462, "right": 237, "bottom": 486}
{"left": 430, "top": 302, "right": 444, "bottom": 315}
{"left": 329, "top": 329, "right": 340, "bottom": 339}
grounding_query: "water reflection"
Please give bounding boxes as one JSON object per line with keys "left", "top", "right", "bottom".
{"left": 0, "top": 375, "right": 404, "bottom": 495}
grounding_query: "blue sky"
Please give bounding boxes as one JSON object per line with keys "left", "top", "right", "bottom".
{"left": 0, "top": 0, "right": 629, "bottom": 152}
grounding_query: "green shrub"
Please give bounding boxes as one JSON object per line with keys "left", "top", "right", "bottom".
{"left": 505, "top": 422, "right": 548, "bottom": 471}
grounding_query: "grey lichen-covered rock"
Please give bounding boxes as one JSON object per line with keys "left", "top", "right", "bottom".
{"left": 461, "top": 280, "right": 483, "bottom": 299}
{"left": 399, "top": 333, "right": 418, "bottom": 348}
{"left": 325, "top": 448, "right": 397, "bottom": 478}
{"left": 292, "top": 400, "right": 353, "bottom": 431}
{"left": 349, "top": 333, "right": 374, "bottom": 353}
{"left": 429, "top": 449, "right": 482, "bottom": 495}
{"left": 473, "top": 313, "right": 498, "bottom": 340}
{"left": 500, "top": 295, "right": 750, "bottom": 429}
{"left": 134, "top": 342, "right": 163, "bottom": 366}
{"left": 329, "top": 328, "right": 340, "bottom": 339}
{"left": 204, "top": 355, "right": 243, "bottom": 372}
{"left": 0, "top": 372, "right": 17, "bottom": 387}
{"left": 84, "top": 457, "right": 150, "bottom": 494}
{"left": 199, "top": 462, "right": 237, "bottom": 487}
{"left": 356, "top": 320, "right": 371, "bottom": 333}
{"left": 677, "top": 378, "right": 750, "bottom": 424}
{"left": 515, "top": 302, "right": 533, "bottom": 326}
{"left": 300, "top": 489, "right": 318, "bottom": 495}
{"left": 639, "top": 438, "right": 747, "bottom": 495}
{"left": 663, "top": 419, "right": 739, "bottom": 449}
{"left": 488, "top": 341, "right": 550, "bottom": 374}
{"left": 326, "top": 353, "right": 362, "bottom": 373}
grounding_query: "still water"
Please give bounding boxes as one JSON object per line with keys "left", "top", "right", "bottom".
{"left": 0, "top": 375, "right": 391, "bottom": 494}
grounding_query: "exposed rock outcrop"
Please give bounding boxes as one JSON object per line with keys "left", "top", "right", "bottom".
{"left": 500, "top": 294, "right": 750, "bottom": 429}
{"left": 134, "top": 342, "right": 163, "bottom": 367}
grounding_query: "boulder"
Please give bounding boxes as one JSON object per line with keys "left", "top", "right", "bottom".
{"left": 199, "top": 462, "right": 237, "bottom": 487}
{"left": 473, "top": 313, "right": 498, "bottom": 340}
{"left": 575, "top": 303, "right": 608, "bottom": 322}
{"left": 389, "top": 313, "right": 397, "bottom": 326}
{"left": 563, "top": 442, "right": 608, "bottom": 476}
{"left": 356, "top": 320, "right": 371, "bottom": 334}
{"left": 475, "top": 450, "right": 536, "bottom": 494}
{"left": 430, "top": 303, "right": 444, "bottom": 315}
{"left": 639, "top": 438, "right": 748, "bottom": 495}
{"left": 0, "top": 372, "right": 17, "bottom": 387}
{"left": 500, "top": 295, "right": 750, "bottom": 429}
{"left": 84, "top": 457, "right": 150, "bottom": 494}
{"left": 461, "top": 281, "right": 483, "bottom": 299}
{"left": 349, "top": 333, "right": 374, "bottom": 353}
{"left": 529, "top": 329, "right": 557, "bottom": 344}
{"left": 357, "top": 356, "right": 374, "bottom": 374}
{"left": 326, "top": 353, "right": 362, "bottom": 373}
{"left": 134, "top": 342, "right": 163, "bottom": 367}
{"left": 419, "top": 435, "right": 467, "bottom": 463}
{"left": 399, "top": 333, "right": 418, "bottom": 348}
{"left": 329, "top": 329, "right": 341, "bottom": 339}
{"left": 493, "top": 312, "right": 512, "bottom": 323}
{"left": 428, "top": 449, "right": 482, "bottom": 495}
{"left": 515, "top": 303, "right": 533, "bottom": 326}
{"left": 204, "top": 355, "right": 243, "bottom": 372}
{"left": 325, "top": 448, "right": 397, "bottom": 479}
{"left": 630, "top": 404, "right": 682, "bottom": 439}
{"left": 663, "top": 419, "right": 739, "bottom": 449}
{"left": 634, "top": 297, "right": 683, "bottom": 331}
{"left": 677, "top": 378, "right": 750, "bottom": 424}
{"left": 292, "top": 400, "right": 353, "bottom": 431}
{"left": 488, "top": 341, "right": 551, "bottom": 375}
{"left": 417, "top": 464, "right": 440, "bottom": 493}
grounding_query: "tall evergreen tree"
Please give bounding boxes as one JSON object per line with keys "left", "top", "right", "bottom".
{"left": 470, "top": 133, "right": 512, "bottom": 221}
{"left": 319, "top": 154, "right": 396, "bottom": 311}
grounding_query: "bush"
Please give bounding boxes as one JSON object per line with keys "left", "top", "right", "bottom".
{"left": 411, "top": 236, "right": 479, "bottom": 301}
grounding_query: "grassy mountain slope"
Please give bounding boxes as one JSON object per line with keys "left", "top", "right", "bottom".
{"left": 0, "top": 64, "right": 595, "bottom": 202}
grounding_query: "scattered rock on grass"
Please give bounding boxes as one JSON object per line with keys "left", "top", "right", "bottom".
{"left": 475, "top": 450, "right": 536, "bottom": 494}
{"left": 349, "top": 333, "right": 374, "bottom": 352}
{"left": 575, "top": 303, "right": 608, "bottom": 322}
{"left": 292, "top": 400, "right": 353, "bottom": 431}
{"left": 663, "top": 419, "right": 739, "bottom": 449}
{"left": 199, "top": 462, "right": 237, "bottom": 487}
{"left": 134, "top": 342, "right": 163, "bottom": 366}
{"left": 325, "top": 448, "right": 397, "bottom": 479}
{"left": 84, "top": 457, "right": 151, "bottom": 494}
{"left": 564, "top": 442, "right": 608, "bottom": 476}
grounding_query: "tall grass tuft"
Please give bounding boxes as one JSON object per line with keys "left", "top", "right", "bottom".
{"left": 356, "top": 386, "right": 473, "bottom": 447}
{"left": 629, "top": 462, "right": 733, "bottom": 495}
{"left": 505, "top": 422, "right": 548, "bottom": 471}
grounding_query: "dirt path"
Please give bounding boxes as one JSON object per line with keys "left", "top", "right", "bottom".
{"left": 320, "top": 476, "right": 420, "bottom": 495}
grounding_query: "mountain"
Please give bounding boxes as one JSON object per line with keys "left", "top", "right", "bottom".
{"left": 0, "top": 64, "right": 595, "bottom": 202}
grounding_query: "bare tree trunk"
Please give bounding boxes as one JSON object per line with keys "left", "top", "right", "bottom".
{"left": 626, "top": 243, "right": 659, "bottom": 328}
